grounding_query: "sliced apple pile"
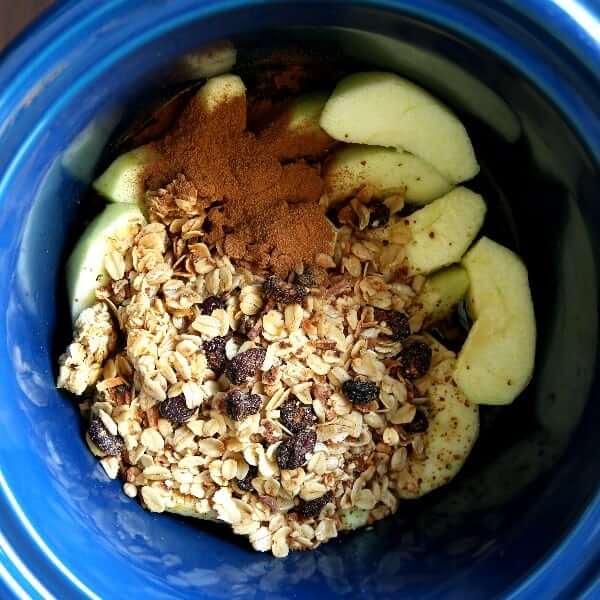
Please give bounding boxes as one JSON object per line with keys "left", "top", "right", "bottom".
{"left": 454, "top": 237, "right": 536, "bottom": 405}
{"left": 397, "top": 357, "right": 479, "bottom": 499}
{"left": 67, "top": 204, "right": 145, "bottom": 320}
{"left": 405, "top": 186, "right": 486, "bottom": 275}
{"left": 320, "top": 71, "right": 479, "bottom": 184}
{"left": 416, "top": 265, "right": 470, "bottom": 326}
{"left": 323, "top": 145, "right": 452, "bottom": 205}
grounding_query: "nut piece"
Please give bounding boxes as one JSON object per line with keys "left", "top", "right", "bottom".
{"left": 203, "top": 335, "right": 229, "bottom": 374}
{"left": 296, "top": 491, "right": 333, "bottom": 518}
{"left": 225, "top": 389, "right": 263, "bottom": 421}
{"left": 276, "top": 430, "right": 317, "bottom": 470}
{"left": 225, "top": 347, "right": 267, "bottom": 385}
{"left": 88, "top": 416, "right": 124, "bottom": 456}
{"left": 263, "top": 276, "right": 308, "bottom": 305}
{"left": 374, "top": 309, "right": 411, "bottom": 342}
{"left": 397, "top": 342, "right": 432, "bottom": 380}
{"left": 200, "top": 295, "right": 226, "bottom": 315}
{"left": 341, "top": 379, "right": 379, "bottom": 405}
{"left": 280, "top": 396, "right": 316, "bottom": 433}
{"left": 404, "top": 409, "right": 429, "bottom": 433}
{"left": 158, "top": 394, "right": 195, "bottom": 423}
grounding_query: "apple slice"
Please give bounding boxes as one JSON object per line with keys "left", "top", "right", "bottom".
{"left": 324, "top": 144, "right": 452, "bottom": 205}
{"left": 416, "top": 265, "right": 469, "bottom": 326}
{"left": 454, "top": 237, "right": 536, "bottom": 405}
{"left": 67, "top": 204, "right": 145, "bottom": 321}
{"left": 165, "top": 491, "right": 219, "bottom": 521}
{"left": 397, "top": 357, "right": 479, "bottom": 499}
{"left": 340, "top": 507, "right": 369, "bottom": 530}
{"left": 258, "top": 92, "right": 335, "bottom": 160}
{"left": 174, "top": 40, "right": 237, "bottom": 81}
{"left": 319, "top": 71, "right": 479, "bottom": 183}
{"left": 405, "top": 186, "right": 486, "bottom": 275}
{"left": 93, "top": 144, "right": 160, "bottom": 205}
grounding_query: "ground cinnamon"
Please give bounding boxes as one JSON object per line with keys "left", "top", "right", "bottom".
{"left": 146, "top": 86, "right": 334, "bottom": 275}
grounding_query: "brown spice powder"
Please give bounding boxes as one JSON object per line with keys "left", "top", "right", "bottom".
{"left": 146, "top": 90, "right": 334, "bottom": 275}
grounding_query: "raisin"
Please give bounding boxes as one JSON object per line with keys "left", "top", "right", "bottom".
{"left": 374, "top": 309, "right": 410, "bottom": 341}
{"left": 263, "top": 275, "right": 308, "bottom": 305}
{"left": 280, "top": 395, "right": 316, "bottom": 433}
{"left": 203, "top": 336, "right": 228, "bottom": 374}
{"left": 276, "top": 430, "right": 317, "bottom": 470}
{"left": 225, "top": 347, "right": 267, "bottom": 385}
{"left": 397, "top": 341, "right": 432, "bottom": 379}
{"left": 368, "top": 202, "right": 390, "bottom": 228}
{"left": 296, "top": 491, "right": 333, "bottom": 518}
{"left": 200, "top": 295, "right": 226, "bottom": 315}
{"left": 159, "top": 394, "right": 195, "bottom": 423}
{"left": 342, "top": 379, "right": 379, "bottom": 405}
{"left": 225, "top": 389, "right": 263, "bottom": 421}
{"left": 294, "top": 268, "right": 316, "bottom": 288}
{"left": 405, "top": 410, "right": 429, "bottom": 433}
{"left": 88, "top": 416, "right": 124, "bottom": 456}
{"left": 236, "top": 465, "right": 258, "bottom": 492}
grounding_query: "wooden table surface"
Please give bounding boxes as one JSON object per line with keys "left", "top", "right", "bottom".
{"left": 1, "top": 0, "right": 54, "bottom": 50}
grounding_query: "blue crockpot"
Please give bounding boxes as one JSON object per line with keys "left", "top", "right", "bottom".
{"left": 1, "top": 1, "right": 600, "bottom": 598}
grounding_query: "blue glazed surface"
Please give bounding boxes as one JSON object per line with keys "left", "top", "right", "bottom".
{"left": 0, "top": 1, "right": 600, "bottom": 598}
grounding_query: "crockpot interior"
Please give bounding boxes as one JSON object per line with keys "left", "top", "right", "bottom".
{"left": 4, "top": 4, "right": 600, "bottom": 599}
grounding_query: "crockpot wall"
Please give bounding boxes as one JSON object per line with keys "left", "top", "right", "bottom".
{"left": 1, "top": 1, "right": 600, "bottom": 598}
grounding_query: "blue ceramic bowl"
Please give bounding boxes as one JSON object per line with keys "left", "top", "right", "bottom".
{"left": 1, "top": 1, "right": 600, "bottom": 598}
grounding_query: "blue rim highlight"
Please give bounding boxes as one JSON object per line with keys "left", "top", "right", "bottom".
{"left": 0, "top": 1, "right": 599, "bottom": 598}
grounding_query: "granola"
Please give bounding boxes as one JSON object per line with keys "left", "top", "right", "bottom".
{"left": 58, "top": 178, "right": 471, "bottom": 557}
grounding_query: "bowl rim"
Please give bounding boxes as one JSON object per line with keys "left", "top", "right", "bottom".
{"left": 1, "top": 1, "right": 600, "bottom": 598}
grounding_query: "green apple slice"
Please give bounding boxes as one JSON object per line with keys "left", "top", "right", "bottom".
{"left": 196, "top": 73, "right": 246, "bottom": 114}
{"left": 454, "top": 237, "right": 536, "bottom": 405}
{"left": 258, "top": 91, "right": 334, "bottom": 160}
{"left": 174, "top": 40, "right": 237, "bottom": 81}
{"left": 324, "top": 144, "right": 452, "bottom": 205}
{"left": 416, "top": 265, "right": 470, "bottom": 326}
{"left": 397, "top": 357, "right": 479, "bottom": 499}
{"left": 93, "top": 144, "right": 160, "bottom": 205}
{"left": 405, "top": 186, "right": 486, "bottom": 275}
{"left": 340, "top": 507, "right": 370, "bottom": 530}
{"left": 166, "top": 492, "right": 219, "bottom": 521}
{"left": 319, "top": 71, "right": 479, "bottom": 183}
{"left": 67, "top": 204, "right": 145, "bottom": 321}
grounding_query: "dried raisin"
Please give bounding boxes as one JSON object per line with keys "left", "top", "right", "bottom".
{"left": 397, "top": 342, "right": 432, "bottom": 380}
{"left": 263, "top": 275, "right": 308, "bottom": 305}
{"left": 200, "top": 295, "right": 226, "bottom": 315}
{"left": 225, "top": 389, "right": 263, "bottom": 421}
{"left": 88, "top": 416, "right": 124, "bottom": 456}
{"left": 374, "top": 309, "right": 410, "bottom": 341}
{"left": 294, "top": 268, "right": 316, "bottom": 288}
{"left": 159, "top": 394, "right": 195, "bottom": 423}
{"left": 225, "top": 347, "right": 267, "bottom": 385}
{"left": 236, "top": 465, "right": 258, "bottom": 492}
{"left": 368, "top": 202, "right": 390, "bottom": 228}
{"left": 203, "top": 335, "right": 228, "bottom": 374}
{"left": 280, "top": 395, "right": 316, "bottom": 433}
{"left": 276, "top": 430, "right": 317, "bottom": 470}
{"left": 296, "top": 491, "right": 333, "bottom": 518}
{"left": 342, "top": 379, "right": 379, "bottom": 405}
{"left": 405, "top": 410, "right": 429, "bottom": 433}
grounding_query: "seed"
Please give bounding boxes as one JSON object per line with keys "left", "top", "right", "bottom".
{"left": 225, "top": 389, "right": 263, "bottom": 421}
{"left": 368, "top": 201, "right": 390, "bottom": 228}
{"left": 374, "top": 309, "right": 410, "bottom": 341}
{"left": 296, "top": 491, "right": 333, "bottom": 518}
{"left": 397, "top": 342, "right": 432, "bottom": 379}
{"left": 88, "top": 416, "right": 124, "bottom": 456}
{"left": 200, "top": 295, "right": 226, "bottom": 315}
{"left": 235, "top": 465, "right": 258, "bottom": 492}
{"left": 263, "top": 276, "right": 308, "bottom": 305}
{"left": 202, "top": 335, "right": 229, "bottom": 374}
{"left": 279, "top": 396, "right": 316, "bottom": 434}
{"left": 404, "top": 409, "right": 429, "bottom": 433}
{"left": 276, "top": 430, "right": 317, "bottom": 470}
{"left": 158, "top": 394, "right": 195, "bottom": 423}
{"left": 225, "top": 347, "right": 267, "bottom": 385}
{"left": 341, "top": 379, "right": 379, "bottom": 405}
